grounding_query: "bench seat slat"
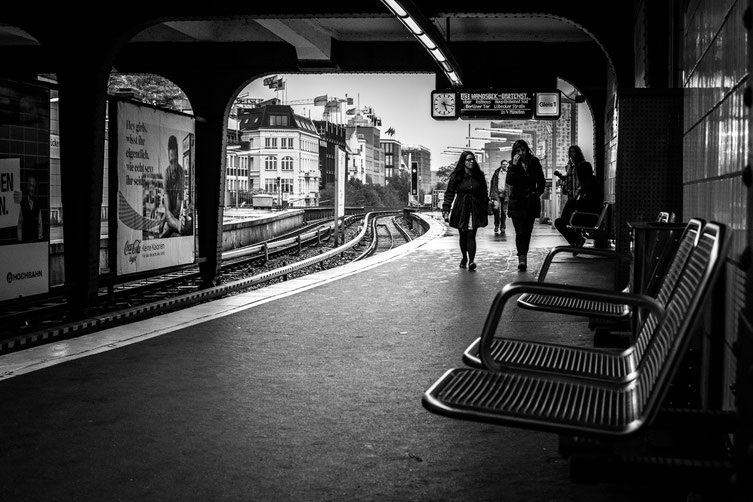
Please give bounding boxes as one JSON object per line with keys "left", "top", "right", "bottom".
{"left": 473, "top": 337, "right": 634, "bottom": 380}
{"left": 517, "top": 293, "right": 631, "bottom": 318}
{"left": 426, "top": 367, "right": 636, "bottom": 434}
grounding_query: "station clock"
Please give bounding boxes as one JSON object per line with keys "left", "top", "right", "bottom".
{"left": 431, "top": 91, "right": 458, "bottom": 120}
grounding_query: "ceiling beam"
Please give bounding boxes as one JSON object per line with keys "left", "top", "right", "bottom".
{"left": 254, "top": 19, "right": 333, "bottom": 62}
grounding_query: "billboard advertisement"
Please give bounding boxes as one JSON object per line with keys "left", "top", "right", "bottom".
{"left": 0, "top": 79, "right": 50, "bottom": 302}
{"left": 112, "top": 100, "right": 195, "bottom": 276}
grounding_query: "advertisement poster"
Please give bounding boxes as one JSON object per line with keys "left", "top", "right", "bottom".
{"left": 0, "top": 159, "right": 21, "bottom": 230}
{"left": 0, "top": 79, "right": 50, "bottom": 302}
{"left": 114, "top": 100, "right": 195, "bottom": 276}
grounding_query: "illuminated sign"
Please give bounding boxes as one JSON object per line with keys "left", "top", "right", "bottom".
{"left": 535, "top": 92, "right": 561, "bottom": 119}
{"left": 432, "top": 89, "right": 562, "bottom": 120}
{"left": 459, "top": 91, "right": 534, "bottom": 119}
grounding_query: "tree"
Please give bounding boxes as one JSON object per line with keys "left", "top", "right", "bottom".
{"left": 436, "top": 163, "right": 456, "bottom": 184}
{"left": 386, "top": 170, "right": 411, "bottom": 203}
{"left": 108, "top": 73, "right": 188, "bottom": 110}
{"left": 318, "top": 170, "right": 413, "bottom": 209}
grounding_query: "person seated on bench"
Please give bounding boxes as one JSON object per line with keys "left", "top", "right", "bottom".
{"left": 554, "top": 158, "right": 602, "bottom": 247}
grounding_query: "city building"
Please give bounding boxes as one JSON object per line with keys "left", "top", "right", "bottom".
{"left": 238, "top": 104, "right": 321, "bottom": 207}
{"left": 313, "top": 120, "right": 347, "bottom": 190}
{"left": 345, "top": 113, "right": 385, "bottom": 185}
{"left": 401, "top": 145, "right": 431, "bottom": 198}
{"left": 379, "top": 137, "right": 401, "bottom": 183}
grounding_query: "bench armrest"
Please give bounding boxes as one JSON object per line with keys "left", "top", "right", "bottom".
{"left": 538, "top": 245, "right": 631, "bottom": 283}
{"left": 479, "top": 281, "right": 665, "bottom": 372}
{"left": 569, "top": 210, "right": 601, "bottom": 230}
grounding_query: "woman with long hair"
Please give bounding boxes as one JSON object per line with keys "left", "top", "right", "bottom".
{"left": 441, "top": 150, "right": 489, "bottom": 271}
{"left": 554, "top": 157, "right": 602, "bottom": 246}
{"left": 506, "top": 139, "right": 546, "bottom": 271}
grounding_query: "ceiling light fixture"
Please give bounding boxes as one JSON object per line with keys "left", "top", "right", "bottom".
{"left": 417, "top": 33, "right": 436, "bottom": 50}
{"left": 383, "top": 0, "right": 408, "bottom": 17}
{"left": 380, "top": 0, "right": 463, "bottom": 87}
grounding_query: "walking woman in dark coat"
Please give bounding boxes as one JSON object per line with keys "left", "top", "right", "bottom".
{"left": 442, "top": 150, "right": 489, "bottom": 271}
{"left": 506, "top": 139, "right": 546, "bottom": 271}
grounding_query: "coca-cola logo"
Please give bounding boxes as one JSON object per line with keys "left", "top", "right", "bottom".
{"left": 124, "top": 239, "right": 142, "bottom": 255}
{"left": 124, "top": 239, "right": 141, "bottom": 264}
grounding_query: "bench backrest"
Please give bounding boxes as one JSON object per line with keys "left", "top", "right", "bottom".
{"left": 655, "top": 211, "right": 676, "bottom": 223}
{"left": 631, "top": 218, "right": 704, "bottom": 361}
{"left": 633, "top": 221, "right": 729, "bottom": 424}
{"left": 630, "top": 218, "right": 704, "bottom": 361}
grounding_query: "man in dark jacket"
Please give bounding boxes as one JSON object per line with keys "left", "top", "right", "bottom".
{"left": 489, "top": 159, "right": 509, "bottom": 235}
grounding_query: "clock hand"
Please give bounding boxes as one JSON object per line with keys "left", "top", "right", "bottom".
{"left": 443, "top": 102, "right": 448, "bottom": 110}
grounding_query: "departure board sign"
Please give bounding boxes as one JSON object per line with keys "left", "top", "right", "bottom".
{"left": 430, "top": 89, "right": 562, "bottom": 120}
{"left": 459, "top": 90, "right": 534, "bottom": 119}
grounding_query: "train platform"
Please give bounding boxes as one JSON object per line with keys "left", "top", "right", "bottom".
{"left": 0, "top": 213, "right": 692, "bottom": 501}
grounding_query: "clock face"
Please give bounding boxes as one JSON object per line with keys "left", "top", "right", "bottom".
{"left": 432, "top": 92, "right": 457, "bottom": 119}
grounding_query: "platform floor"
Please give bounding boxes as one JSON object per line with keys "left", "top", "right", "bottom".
{"left": 0, "top": 213, "right": 689, "bottom": 501}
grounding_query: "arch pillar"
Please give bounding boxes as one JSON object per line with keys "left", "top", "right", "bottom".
{"left": 177, "top": 77, "right": 241, "bottom": 288}
{"left": 55, "top": 56, "right": 112, "bottom": 316}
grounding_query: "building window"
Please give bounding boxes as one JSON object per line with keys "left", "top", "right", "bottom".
{"left": 280, "top": 178, "right": 293, "bottom": 193}
{"left": 281, "top": 156, "right": 294, "bottom": 170}
{"left": 264, "top": 156, "right": 277, "bottom": 170}
{"left": 264, "top": 179, "right": 277, "bottom": 192}
{"left": 281, "top": 137, "right": 293, "bottom": 149}
{"left": 269, "top": 115, "right": 289, "bottom": 127}
{"left": 265, "top": 137, "right": 277, "bottom": 149}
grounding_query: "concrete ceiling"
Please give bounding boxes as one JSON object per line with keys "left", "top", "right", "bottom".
{"left": 0, "top": 3, "right": 628, "bottom": 94}
{"left": 0, "top": 13, "right": 594, "bottom": 54}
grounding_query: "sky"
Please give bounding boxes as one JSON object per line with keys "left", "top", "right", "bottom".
{"left": 240, "top": 73, "right": 498, "bottom": 170}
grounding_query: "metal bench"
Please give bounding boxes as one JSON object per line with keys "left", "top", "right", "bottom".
{"left": 462, "top": 218, "right": 705, "bottom": 373}
{"left": 422, "top": 221, "right": 729, "bottom": 438}
{"left": 514, "top": 216, "right": 699, "bottom": 329}
{"left": 568, "top": 201, "right": 613, "bottom": 243}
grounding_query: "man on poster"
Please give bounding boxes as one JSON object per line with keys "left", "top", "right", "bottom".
{"left": 15, "top": 175, "right": 43, "bottom": 242}
{"left": 159, "top": 135, "right": 191, "bottom": 237}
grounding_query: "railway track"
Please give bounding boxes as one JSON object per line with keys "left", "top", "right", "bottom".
{"left": 0, "top": 211, "right": 421, "bottom": 354}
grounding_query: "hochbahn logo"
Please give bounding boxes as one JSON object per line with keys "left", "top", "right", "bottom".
{"left": 7, "top": 269, "right": 43, "bottom": 283}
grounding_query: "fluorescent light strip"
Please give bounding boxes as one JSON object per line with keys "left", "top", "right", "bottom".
{"left": 429, "top": 48, "right": 447, "bottom": 62}
{"left": 383, "top": 0, "right": 408, "bottom": 17}
{"left": 381, "top": 0, "right": 462, "bottom": 87}
{"left": 446, "top": 72, "right": 461, "bottom": 86}
{"left": 417, "top": 33, "right": 436, "bottom": 50}
{"left": 401, "top": 16, "right": 423, "bottom": 35}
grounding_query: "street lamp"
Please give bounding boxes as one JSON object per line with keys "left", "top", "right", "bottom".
{"left": 276, "top": 176, "right": 282, "bottom": 209}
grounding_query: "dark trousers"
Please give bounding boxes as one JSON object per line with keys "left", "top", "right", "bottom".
{"left": 492, "top": 196, "right": 507, "bottom": 229}
{"left": 554, "top": 198, "right": 580, "bottom": 245}
{"left": 458, "top": 228, "right": 478, "bottom": 262}
{"left": 511, "top": 215, "right": 536, "bottom": 256}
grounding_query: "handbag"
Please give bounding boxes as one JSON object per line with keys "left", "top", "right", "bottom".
{"left": 487, "top": 200, "right": 495, "bottom": 215}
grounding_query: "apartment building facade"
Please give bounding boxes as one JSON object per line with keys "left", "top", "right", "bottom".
{"left": 237, "top": 104, "right": 321, "bottom": 207}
